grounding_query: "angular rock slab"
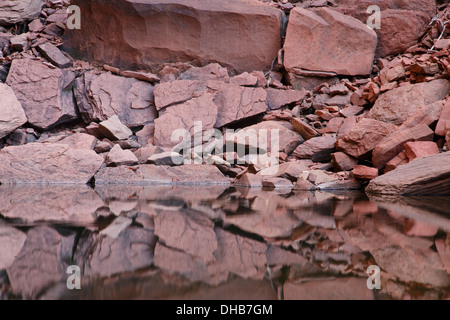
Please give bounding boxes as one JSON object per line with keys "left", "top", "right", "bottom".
{"left": 94, "top": 164, "right": 230, "bottom": 185}
{"left": 0, "top": 143, "right": 104, "bottom": 184}
{"left": 74, "top": 72, "right": 157, "bottom": 127}
{"left": 0, "top": 0, "right": 44, "bottom": 25}
{"left": 367, "top": 152, "right": 450, "bottom": 196}
{"left": 64, "top": 0, "right": 285, "bottom": 73}
{"left": 336, "top": 118, "right": 397, "bottom": 158}
{"left": 284, "top": 7, "right": 377, "bottom": 76}
{"left": 6, "top": 58, "right": 78, "bottom": 130}
{"left": 366, "top": 80, "right": 450, "bottom": 126}
{"left": 225, "top": 120, "right": 304, "bottom": 155}
{"left": 154, "top": 93, "right": 218, "bottom": 148}
{"left": 335, "top": 1, "right": 436, "bottom": 57}
{"left": 0, "top": 83, "right": 27, "bottom": 139}
{"left": 0, "top": 185, "right": 103, "bottom": 225}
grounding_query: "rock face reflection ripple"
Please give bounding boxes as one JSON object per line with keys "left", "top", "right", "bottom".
{"left": 0, "top": 185, "right": 449, "bottom": 300}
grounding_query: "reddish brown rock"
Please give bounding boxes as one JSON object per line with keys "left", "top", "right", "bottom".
{"left": 36, "top": 42, "right": 72, "bottom": 68}
{"left": 119, "top": 70, "right": 160, "bottom": 83}
{"left": 74, "top": 71, "right": 157, "bottom": 127}
{"left": 366, "top": 80, "right": 450, "bottom": 126}
{"left": 154, "top": 94, "right": 218, "bottom": 148}
{"left": 337, "top": 116, "right": 357, "bottom": 138}
{"left": 0, "top": 0, "right": 44, "bottom": 25}
{"left": 336, "top": 1, "right": 436, "bottom": 57}
{"left": 284, "top": 7, "right": 377, "bottom": 76}
{"left": 208, "top": 81, "right": 267, "bottom": 127}
{"left": 55, "top": 133, "right": 98, "bottom": 150}
{"left": 64, "top": 0, "right": 285, "bottom": 74}
{"left": 230, "top": 72, "right": 257, "bottom": 87}
{"left": 367, "top": 152, "right": 450, "bottom": 195}
{"left": 447, "top": 131, "right": 450, "bottom": 152}
{"left": 291, "top": 118, "right": 319, "bottom": 140}
{"left": 318, "top": 117, "right": 344, "bottom": 134}
{"left": 178, "top": 63, "right": 230, "bottom": 82}
{"left": 332, "top": 152, "right": 358, "bottom": 171}
{"left": 94, "top": 164, "right": 230, "bottom": 185}
{"left": 98, "top": 115, "right": 133, "bottom": 141}
{"left": 385, "top": 151, "right": 409, "bottom": 173}
{"left": 283, "top": 277, "right": 373, "bottom": 300}
{"left": 293, "top": 136, "right": 336, "bottom": 162}
{"left": 105, "top": 144, "right": 139, "bottom": 166}
{"left": 135, "top": 123, "right": 155, "bottom": 146}
{"left": 353, "top": 165, "right": 378, "bottom": 181}
{"left": 235, "top": 173, "right": 264, "bottom": 188}
{"left": 0, "top": 185, "right": 103, "bottom": 225}
{"left": 154, "top": 80, "right": 267, "bottom": 129}
{"left": 336, "top": 0, "right": 436, "bottom": 19}
{"left": 372, "top": 124, "right": 434, "bottom": 169}
{"left": 404, "top": 141, "right": 439, "bottom": 161}
{"left": 339, "top": 105, "right": 364, "bottom": 118}
{"left": 435, "top": 237, "right": 450, "bottom": 274}
{"left": 265, "top": 88, "right": 306, "bottom": 110}
{"left": 375, "top": 10, "right": 430, "bottom": 57}
{"left": 404, "top": 221, "right": 438, "bottom": 238}
{"left": 380, "top": 66, "right": 405, "bottom": 84}
{"left": 6, "top": 58, "right": 78, "bottom": 130}
{"left": 262, "top": 177, "right": 294, "bottom": 189}
{"left": 226, "top": 121, "right": 304, "bottom": 155}
{"left": 436, "top": 98, "right": 450, "bottom": 137}
{"left": 336, "top": 118, "right": 397, "bottom": 158}
{"left": 399, "top": 100, "right": 445, "bottom": 131}
{"left": 288, "top": 73, "right": 340, "bottom": 91}
{"left": 293, "top": 179, "right": 315, "bottom": 191}
{"left": 0, "top": 143, "right": 104, "bottom": 184}
{"left": 0, "top": 83, "right": 27, "bottom": 139}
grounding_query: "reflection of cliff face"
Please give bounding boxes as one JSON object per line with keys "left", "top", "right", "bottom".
{"left": 0, "top": 186, "right": 449, "bottom": 300}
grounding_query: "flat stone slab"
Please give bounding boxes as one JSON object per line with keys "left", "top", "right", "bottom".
{"left": 94, "top": 164, "right": 231, "bottom": 185}
{"left": 64, "top": 0, "right": 285, "bottom": 73}
{"left": 366, "top": 152, "right": 450, "bottom": 196}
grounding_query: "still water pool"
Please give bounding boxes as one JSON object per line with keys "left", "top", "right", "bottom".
{"left": 0, "top": 185, "right": 449, "bottom": 300}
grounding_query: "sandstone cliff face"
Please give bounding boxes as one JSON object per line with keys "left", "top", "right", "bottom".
{"left": 64, "top": 0, "right": 286, "bottom": 73}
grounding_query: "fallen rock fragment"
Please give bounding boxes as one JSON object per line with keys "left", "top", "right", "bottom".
{"left": 98, "top": 115, "right": 133, "bottom": 141}
{"left": 36, "top": 42, "right": 72, "bottom": 68}
{"left": 284, "top": 7, "right": 377, "bottom": 76}
{"left": 0, "top": 0, "right": 44, "bottom": 25}
{"left": 293, "top": 136, "right": 336, "bottom": 162}
{"left": 353, "top": 165, "right": 378, "bottom": 181}
{"left": 372, "top": 124, "right": 434, "bottom": 169}
{"left": 0, "top": 83, "right": 27, "bottom": 139}
{"left": 6, "top": 58, "right": 78, "bottom": 130}
{"left": 0, "top": 143, "right": 104, "bottom": 184}
{"left": 404, "top": 141, "right": 439, "bottom": 161}
{"left": 94, "top": 164, "right": 230, "bottom": 185}
{"left": 105, "top": 144, "right": 139, "bottom": 166}
{"left": 336, "top": 119, "right": 397, "bottom": 158}
{"left": 74, "top": 72, "right": 157, "bottom": 127}
{"left": 367, "top": 152, "right": 450, "bottom": 195}
{"left": 366, "top": 80, "right": 450, "bottom": 126}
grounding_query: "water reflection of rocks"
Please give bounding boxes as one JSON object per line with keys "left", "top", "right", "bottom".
{"left": 0, "top": 186, "right": 449, "bottom": 300}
